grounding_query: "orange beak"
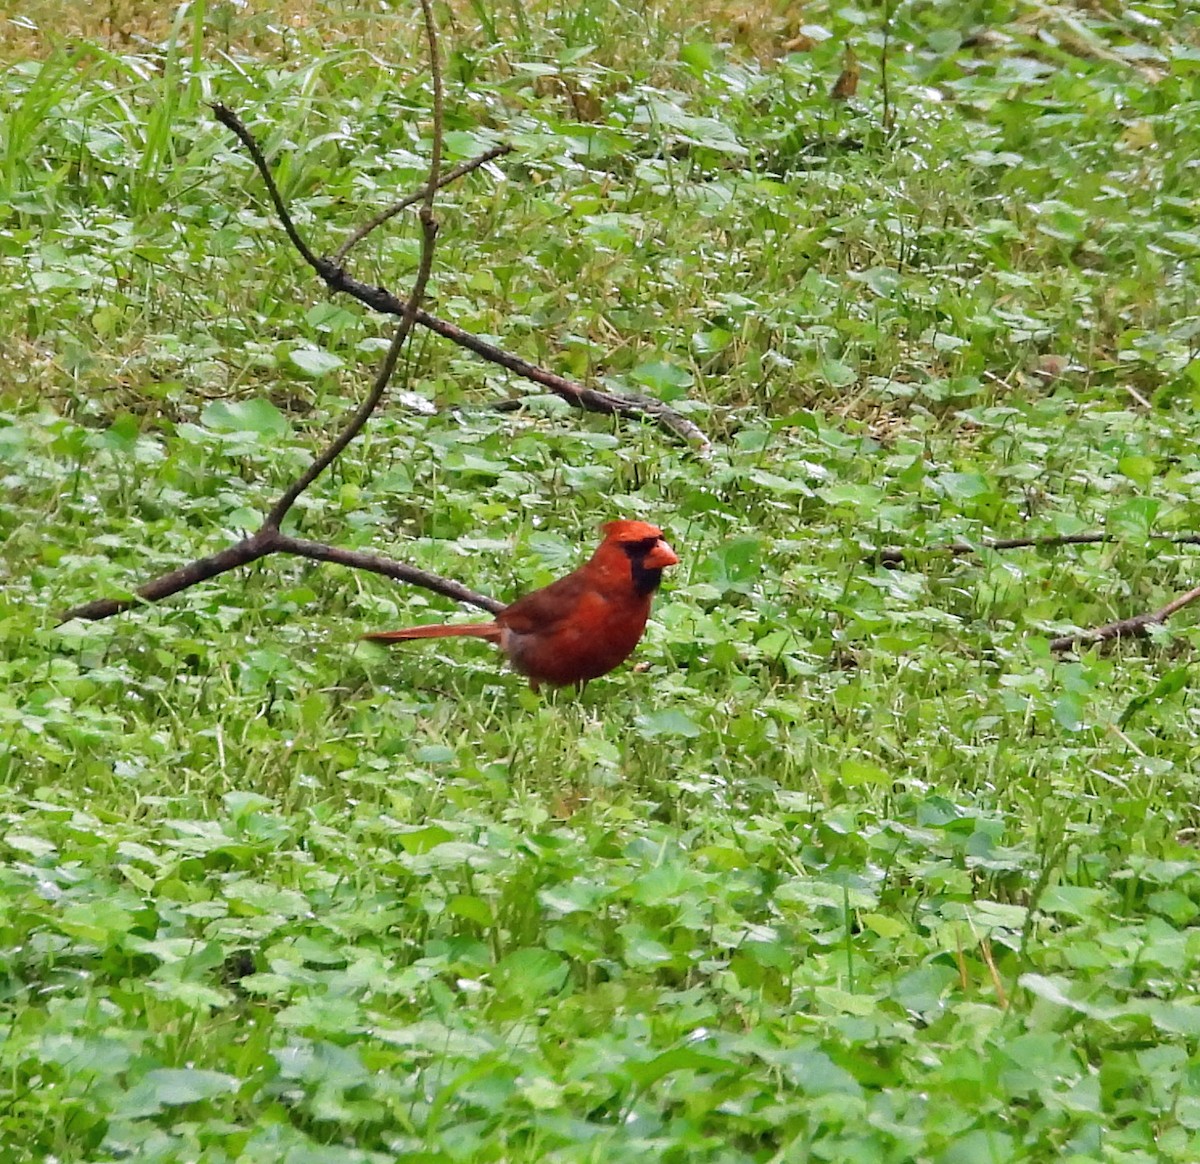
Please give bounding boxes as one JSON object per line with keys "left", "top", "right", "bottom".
{"left": 643, "top": 538, "right": 679, "bottom": 570}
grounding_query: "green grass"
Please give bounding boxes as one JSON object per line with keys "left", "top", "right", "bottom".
{"left": 4, "top": 0, "right": 1200, "bottom": 1160}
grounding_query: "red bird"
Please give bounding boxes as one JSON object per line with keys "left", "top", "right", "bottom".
{"left": 363, "top": 520, "right": 679, "bottom": 690}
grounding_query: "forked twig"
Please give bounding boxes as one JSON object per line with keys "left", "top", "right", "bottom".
{"left": 216, "top": 103, "right": 708, "bottom": 451}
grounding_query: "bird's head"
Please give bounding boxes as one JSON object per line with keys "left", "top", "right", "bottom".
{"left": 599, "top": 520, "right": 679, "bottom": 595}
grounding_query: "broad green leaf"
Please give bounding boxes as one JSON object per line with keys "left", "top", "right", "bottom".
{"left": 121, "top": 1068, "right": 239, "bottom": 1117}
{"left": 491, "top": 948, "right": 567, "bottom": 1002}
{"left": 287, "top": 347, "right": 344, "bottom": 376}
{"left": 201, "top": 398, "right": 290, "bottom": 436}
{"left": 635, "top": 709, "right": 703, "bottom": 739}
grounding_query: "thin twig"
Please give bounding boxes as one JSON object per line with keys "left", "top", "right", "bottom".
{"left": 880, "top": 0, "right": 894, "bottom": 136}
{"left": 256, "top": 0, "right": 442, "bottom": 538}
{"left": 418, "top": 0, "right": 444, "bottom": 218}
{"left": 1049, "top": 584, "right": 1200, "bottom": 653}
{"left": 869, "top": 529, "right": 1200, "bottom": 655}
{"left": 212, "top": 103, "right": 325, "bottom": 274}
{"left": 260, "top": 0, "right": 440, "bottom": 534}
{"left": 332, "top": 144, "right": 512, "bottom": 265}
{"left": 262, "top": 234, "right": 435, "bottom": 530}
{"left": 875, "top": 530, "right": 1200, "bottom": 566}
{"left": 1125, "top": 383, "right": 1152, "bottom": 410}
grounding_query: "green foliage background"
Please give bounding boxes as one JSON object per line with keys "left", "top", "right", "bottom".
{"left": 3, "top": 0, "right": 1200, "bottom": 1160}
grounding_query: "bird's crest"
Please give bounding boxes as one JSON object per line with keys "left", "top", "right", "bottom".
{"left": 600, "top": 520, "right": 664, "bottom": 543}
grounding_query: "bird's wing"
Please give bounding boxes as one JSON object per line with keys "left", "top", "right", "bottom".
{"left": 497, "top": 568, "right": 593, "bottom": 636}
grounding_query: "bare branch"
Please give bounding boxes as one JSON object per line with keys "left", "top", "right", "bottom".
{"left": 417, "top": 311, "right": 712, "bottom": 449}
{"left": 316, "top": 268, "right": 714, "bottom": 451}
{"left": 271, "top": 533, "right": 504, "bottom": 615}
{"left": 211, "top": 103, "right": 325, "bottom": 275}
{"left": 418, "top": 0, "right": 444, "bottom": 214}
{"left": 1049, "top": 584, "right": 1200, "bottom": 653}
{"left": 261, "top": 211, "right": 438, "bottom": 532}
{"left": 870, "top": 529, "right": 1200, "bottom": 655}
{"left": 213, "top": 107, "right": 705, "bottom": 450}
{"left": 61, "top": 534, "right": 275, "bottom": 622}
{"left": 61, "top": 529, "right": 504, "bottom": 623}
{"left": 63, "top": 3, "right": 707, "bottom": 628}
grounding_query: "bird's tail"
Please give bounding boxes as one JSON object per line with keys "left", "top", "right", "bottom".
{"left": 362, "top": 623, "right": 502, "bottom": 643}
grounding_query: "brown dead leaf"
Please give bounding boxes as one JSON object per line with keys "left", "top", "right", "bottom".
{"left": 830, "top": 45, "right": 859, "bottom": 101}
{"left": 783, "top": 33, "right": 817, "bottom": 53}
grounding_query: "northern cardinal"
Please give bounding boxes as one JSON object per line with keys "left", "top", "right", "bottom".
{"left": 363, "top": 520, "right": 679, "bottom": 690}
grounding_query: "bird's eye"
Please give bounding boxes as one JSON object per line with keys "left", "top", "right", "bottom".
{"left": 620, "top": 537, "right": 657, "bottom": 561}
{"left": 619, "top": 535, "right": 666, "bottom": 563}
